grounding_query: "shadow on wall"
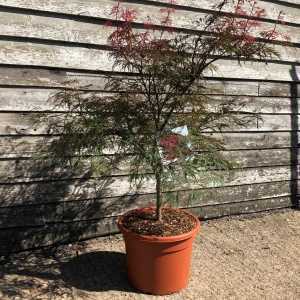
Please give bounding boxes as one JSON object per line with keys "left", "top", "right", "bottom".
{"left": 0, "top": 132, "right": 152, "bottom": 256}
{"left": 0, "top": 125, "right": 142, "bottom": 295}
{"left": 290, "top": 65, "right": 300, "bottom": 209}
{"left": 0, "top": 245, "right": 137, "bottom": 299}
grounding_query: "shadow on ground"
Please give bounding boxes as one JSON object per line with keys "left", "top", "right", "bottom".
{"left": 61, "top": 251, "right": 131, "bottom": 292}
{"left": 0, "top": 247, "right": 136, "bottom": 299}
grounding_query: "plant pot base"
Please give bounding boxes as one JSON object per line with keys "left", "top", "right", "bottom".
{"left": 118, "top": 208, "right": 200, "bottom": 295}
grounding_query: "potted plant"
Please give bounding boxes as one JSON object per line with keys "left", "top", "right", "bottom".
{"left": 46, "top": 0, "right": 287, "bottom": 295}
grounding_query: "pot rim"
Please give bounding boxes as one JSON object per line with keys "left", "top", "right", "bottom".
{"left": 117, "top": 207, "right": 200, "bottom": 243}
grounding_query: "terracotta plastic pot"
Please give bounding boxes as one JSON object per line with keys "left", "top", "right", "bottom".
{"left": 117, "top": 208, "right": 200, "bottom": 295}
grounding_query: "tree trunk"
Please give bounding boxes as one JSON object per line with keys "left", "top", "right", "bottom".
{"left": 155, "top": 171, "right": 163, "bottom": 221}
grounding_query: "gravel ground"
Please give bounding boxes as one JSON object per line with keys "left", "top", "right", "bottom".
{"left": 0, "top": 209, "right": 299, "bottom": 299}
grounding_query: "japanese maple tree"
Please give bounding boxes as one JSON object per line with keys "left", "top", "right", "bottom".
{"left": 50, "top": 0, "right": 288, "bottom": 221}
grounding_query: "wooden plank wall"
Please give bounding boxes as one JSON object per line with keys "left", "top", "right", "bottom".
{"left": 0, "top": 0, "right": 299, "bottom": 254}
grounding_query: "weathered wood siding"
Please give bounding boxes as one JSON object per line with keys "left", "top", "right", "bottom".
{"left": 0, "top": 0, "right": 299, "bottom": 254}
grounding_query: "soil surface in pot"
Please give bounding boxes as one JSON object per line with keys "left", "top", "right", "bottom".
{"left": 122, "top": 208, "right": 197, "bottom": 236}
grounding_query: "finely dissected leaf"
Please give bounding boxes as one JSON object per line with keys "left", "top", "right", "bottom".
{"left": 36, "top": 0, "right": 287, "bottom": 219}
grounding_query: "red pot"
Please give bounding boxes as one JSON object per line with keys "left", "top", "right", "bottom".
{"left": 117, "top": 208, "right": 200, "bottom": 295}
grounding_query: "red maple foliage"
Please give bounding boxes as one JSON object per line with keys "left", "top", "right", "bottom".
{"left": 159, "top": 134, "right": 180, "bottom": 160}
{"left": 50, "top": 1, "right": 292, "bottom": 221}
{"left": 105, "top": 0, "right": 290, "bottom": 69}
{"left": 100, "top": 0, "right": 290, "bottom": 218}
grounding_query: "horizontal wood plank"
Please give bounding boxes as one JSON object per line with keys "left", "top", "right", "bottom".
{"left": 0, "top": 148, "right": 296, "bottom": 181}
{"left": 0, "top": 9, "right": 299, "bottom": 52}
{"left": 0, "top": 195, "right": 292, "bottom": 254}
{"left": 0, "top": 11, "right": 110, "bottom": 46}
{"left": 0, "top": 216, "right": 119, "bottom": 255}
{"left": 0, "top": 67, "right": 298, "bottom": 96}
{"left": 0, "top": 0, "right": 298, "bottom": 44}
{"left": 189, "top": 195, "right": 292, "bottom": 218}
{"left": 0, "top": 180, "right": 294, "bottom": 228}
{"left": 218, "top": 131, "right": 296, "bottom": 149}
{"left": 0, "top": 41, "right": 299, "bottom": 81}
{"left": 150, "top": 0, "right": 300, "bottom": 25}
{"left": 0, "top": 177, "right": 294, "bottom": 209}
{"left": 0, "top": 112, "right": 298, "bottom": 135}
{"left": 0, "top": 131, "right": 297, "bottom": 158}
{"left": 275, "top": 0, "right": 300, "bottom": 5}
{"left": 0, "top": 165, "right": 294, "bottom": 194}
{"left": 0, "top": 87, "right": 297, "bottom": 113}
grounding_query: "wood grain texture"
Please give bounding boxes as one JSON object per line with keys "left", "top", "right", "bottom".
{"left": 0, "top": 41, "right": 298, "bottom": 81}
{"left": 0, "top": 176, "right": 294, "bottom": 208}
{"left": 189, "top": 195, "right": 292, "bottom": 218}
{"left": 0, "top": 67, "right": 297, "bottom": 95}
{"left": 0, "top": 0, "right": 299, "bottom": 45}
{"left": 0, "top": 165, "right": 294, "bottom": 193}
{"left": 0, "top": 0, "right": 298, "bottom": 251}
{"left": 0, "top": 136, "right": 55, "bottom": 158}
{"left": 0, "top": 181, "right": 294, "bottom": 228}
{"left": 0, "top": 11, "right": 110, "bottom": 45}
{"left": 0, "top": 131, "right": 297, "bottom": 159}
{"left": 0, "top": 195, "right": 292, "bottom": 254}
{"left": 150, "top": 0, "right": 300, "bottom": 25}
{"left": 0, "top": 148, "right": 294, "bottom": 181}
{"left": 275, "top": 0, "right": 300, "bottom": 5}
{"left": 0, "top": 112, "right": 298, "bottom": 135}
{"left": 0, "top": 10, "right": 299, "bottom": 50}
{"left": 218, "top": 131, "right": 296, "bottom": 149}
{"left": 0, "top": 87, "right": 297, "bottom": 112}
{"left": 0, "top": 216, "right": 118, "bottom": 255}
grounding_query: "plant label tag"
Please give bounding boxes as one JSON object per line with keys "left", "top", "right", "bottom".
{"left": 171, "top": 125, "right": 188, "bottom": 136}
